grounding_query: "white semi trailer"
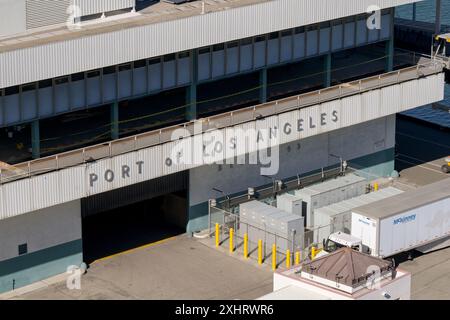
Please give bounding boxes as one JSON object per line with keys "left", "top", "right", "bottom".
{"left": 324, "top": 179, "right": 450, "bottom": 258}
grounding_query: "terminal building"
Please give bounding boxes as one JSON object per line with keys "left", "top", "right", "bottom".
{"left": 0, "top": 0, "right": 446, "bottom": 293}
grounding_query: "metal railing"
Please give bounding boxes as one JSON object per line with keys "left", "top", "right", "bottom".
{"left": 0, "top": 57, "right": 444, "bottom": 185}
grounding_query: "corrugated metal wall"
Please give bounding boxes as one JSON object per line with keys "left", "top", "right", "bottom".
{"left": 25, "top": 0, "right": 134, "bottom": 30}
{"left": 0, "top": 73, "right": 444, "bottom": 221}
{"left": 0, "top": 0, "right": 416, "bottom": 88}
{"left": 81, "top": 171, "right": 187, "bottom": 217}
{"left": 73, "top": 0, "right": 134, "bottom": 17}
{"left": 26, "top": 0, "right": 70, "bottom": 29}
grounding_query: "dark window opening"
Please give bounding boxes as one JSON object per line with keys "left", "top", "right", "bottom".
{"left": 18, "top": 243, "right": 28, "bottom": 255}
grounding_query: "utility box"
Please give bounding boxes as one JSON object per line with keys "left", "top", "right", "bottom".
{"left": 295, "top": 173, "right": 367, "bottom": 228}
{"left": 238, "top": 200, "right": 304, "bottom": 250}
{"left": 276, "top": 215, "right": 305, "bottom": 251}
{"left": 276, "top": 194, "right": 304, "bottom": 224}
{"left": 313, "top": 187, "right": 403, "bottom": 245}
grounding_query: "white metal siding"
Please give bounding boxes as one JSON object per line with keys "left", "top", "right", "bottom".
{"left": 73, "top": 0, "right": 134, "bottom": 17}
{"left": 0, "top": 73, "right": 443, "bottom": 220}
{"left": 26, "top": 0, "right": 134, "bottom": 30}
{"left": 378, "top": 197, "right": 450, "bottom": 257}
{"left": 26, "top": 0, "right": 70, "bottom": 29}
{"left": 0, "top": 0, "right": 417, "bottom": 88}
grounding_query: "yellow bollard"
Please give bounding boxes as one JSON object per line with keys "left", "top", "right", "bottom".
{"left": 295, "top": 251, "right": 301, "bottom": 266}
{"left": 286, "top": 250, "right": 291, "bottom": 269}
{"left": 311, "top": 246, "right": 317, "bottom": 260}
{"left": 229, "top": 228, "right": 234, "bottom": 253}
{"left": 215, "top": 223, "right": 220, "bottom": 247}
{"left": 374, "top": 182, "right": 379, "bottom": 191}
{"left": 244, "top": 233, "right": 249, "bottom": 259}
{"left": 272, "top": 244, "right": 277, "bottom": 271}
{"left": 258, "top": 240, "right": 263, "bottom": 265}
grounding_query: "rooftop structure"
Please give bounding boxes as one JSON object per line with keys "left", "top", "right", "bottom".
{"left": 267, "top": 247, "right": 411, "bottom": 300}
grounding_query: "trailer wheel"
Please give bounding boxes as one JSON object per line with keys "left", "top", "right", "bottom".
{"left": 442, "top": 164, "right": 450, "bottom": 174}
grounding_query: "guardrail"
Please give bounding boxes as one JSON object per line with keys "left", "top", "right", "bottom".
{"left": 0, "top": 57, "right": 444, "bottom": 185}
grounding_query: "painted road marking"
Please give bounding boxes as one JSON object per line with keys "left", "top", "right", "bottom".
{"left": 90, "top": 236, "right": 178, "bottom": 265}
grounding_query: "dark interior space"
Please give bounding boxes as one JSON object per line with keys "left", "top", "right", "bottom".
{"left": 82, "top": 191, "right": 187, "bottom": 264}
{"left": 267, "top": 56, "right": 324, "bottom": 101}
{"left": 119, "top": 87, "right": 187, "bottom": 138}
{"left": 40, "top": 105, "right": 111, "bottom": 157}
{"left": 197, "top": 72, "right": 260, "bottom": 117}
{"left": 0, "top": 123, "right": 32, "bottom": 164}
{"left": 331, "top": 42, "right": 388, "bottom": 85}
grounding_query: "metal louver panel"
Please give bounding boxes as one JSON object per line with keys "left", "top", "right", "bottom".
{"left": 26, "top": 0, "right": 71, "bottom": 30}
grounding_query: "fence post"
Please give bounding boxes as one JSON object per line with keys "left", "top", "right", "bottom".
{"left": 295, "top": 251, "right": 301, "bottom": 266}
{"left": 272, "top": 244, "right": 277, "bottom": 271}
{"left": 258, "top": 240, "right": 263, "bottom": 265}
{"left": 311, "top": 246, "right": 317, "bottom": 260}
{"left": 244, "top": 234, "right": 249, "bottom": 259}
{"left": 229, "top": 228, "right": 234, "bottom": 253}
{"left": 286, "top": 250, "right": 291, "bottom": 269}
{"left": 215, "top": 223, "right": 220, "bottom": 247}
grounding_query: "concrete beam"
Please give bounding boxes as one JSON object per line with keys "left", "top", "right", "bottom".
{"left": 324, "top": 53, "right": 332, "bottom": 87}
{"left": 186, "top": 50, "right": 198, "bottom": 121}
{"left": 111, "top": 102, "right": 119, "bottom": 140}
{"left": 31, "top": 120, "right": 40, "bottom": 159}
{"left": 259, "top": 68, "right": 267, "bottom": 103}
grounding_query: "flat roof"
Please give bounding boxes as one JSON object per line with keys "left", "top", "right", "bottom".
{"left": 0, "top": 0, "right": 266, "bottom": 54}
{"left": 296, "top": 173, "right": 366, "bottom": 196}
{"left": 257, "top": 285, "right": 330, "bottom": 300}
{"left": 353, "top": 178, "right": 450, "bottom": 220}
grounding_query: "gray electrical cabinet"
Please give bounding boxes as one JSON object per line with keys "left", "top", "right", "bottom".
{"left": 295, "top": 173, "right": 367, "bottom": 228}
{"left": 239, "top": 200, "right": 304, "bottom": 251}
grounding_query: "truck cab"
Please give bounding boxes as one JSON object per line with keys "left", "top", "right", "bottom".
{"left": 323, "top": 232, "right": 365, "bottom": 253}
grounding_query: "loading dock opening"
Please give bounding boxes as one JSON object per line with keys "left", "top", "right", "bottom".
{"left": 80, "top": 171, "right": 189, "bottom": 263}
{"left": 82, "top": 191, "right": 187, "bottom": 263}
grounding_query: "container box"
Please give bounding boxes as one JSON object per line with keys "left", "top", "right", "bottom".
{"left": 295, "top": 173, "right": 367, "bottom": 228}
{"left": 351, "top": 179, "right": 450, "bottom": 258}
{"left": 313, "top": 187, "right": 403, "bottom": 244}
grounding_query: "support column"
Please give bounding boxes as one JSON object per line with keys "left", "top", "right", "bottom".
{"left": 31, "top": 120, "right": 40, "bottom": 159}
{"left": 259, "top": 68, "right": 267, "bottom": 103}
{"left": 386, "top": 8, "right": 395, "bottom": 72}
{"left": 186, "top": 49, "right": 198, "bottom": 121}
{"left": 324, "top": 53, "right": 332, "bottom": 88}
{"left": 412, "top": 3, "right": 416, "bottom": 22}
{"left": 111, "top": 101, "right": 119, "bottom": 140}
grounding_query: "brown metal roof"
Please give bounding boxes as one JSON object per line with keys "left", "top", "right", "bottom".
{"left": 303, "top": 248, "right": 394, "bottom": 287}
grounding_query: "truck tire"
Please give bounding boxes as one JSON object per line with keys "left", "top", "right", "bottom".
{"left": 442, "top": 165, "right": 450, "bottom": 174}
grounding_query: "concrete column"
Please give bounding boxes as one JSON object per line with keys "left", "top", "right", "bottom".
{"left": 386, "top": 8, "right": 395, "bottom": 72}
{"left": 111, "top": 101, "right": 119, "bottom": 140}
{"left": 324, "top": 53, "right": 332, "bottom": 88}
{"left": 31, "top": 120, "right": 40, "bottom": 159}
{"left": 186, "top": 49, "right": 198, "bottom": 121}
{"left": 259, "top": 68, "right": 267, "bottom": 103}
{"left": 412, "top": 3, "right": 416, "bottom": 21}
